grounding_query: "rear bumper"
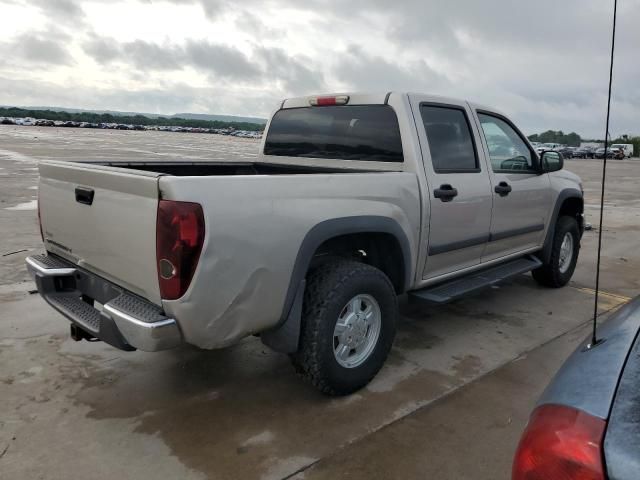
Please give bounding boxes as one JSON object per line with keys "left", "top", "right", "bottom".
{"left": 26, "top": 254, "right": 181, "bottom": 351}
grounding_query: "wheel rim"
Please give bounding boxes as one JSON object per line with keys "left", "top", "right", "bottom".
{"left": 333, "top": 294, "right": 382, "bottom": 369}
{"left": 558, "top": 232, "right": 574, "bottom": 273}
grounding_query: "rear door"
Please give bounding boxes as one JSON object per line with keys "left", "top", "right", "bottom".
{"left": 38, "top": 161, "right": 162, "bottom": 304}
{"left": 409, "top": 96, "right": 493, "bottom": 279}
{"left": 473, "top": 110, "right": 552, "bottom": 261}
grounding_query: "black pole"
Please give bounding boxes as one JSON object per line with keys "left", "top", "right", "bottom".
{"left": 592, "top": 0, "right": 617, "bottom": 347}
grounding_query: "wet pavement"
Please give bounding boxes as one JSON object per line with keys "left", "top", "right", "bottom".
{"left": 1, "top": 125, "right": 638, "bottom": 479}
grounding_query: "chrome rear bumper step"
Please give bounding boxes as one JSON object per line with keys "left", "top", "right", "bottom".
{"left": 26, "top": 254, "right": 181, "bottom": 351}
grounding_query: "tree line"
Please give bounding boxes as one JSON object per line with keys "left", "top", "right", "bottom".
{"left": 527, "top": 130, "right": 582, "bottom": 146}
{"left": 0, "top": 107, "right": 264, "bottom": 131}
{"left": 528, "top": 129, "right": 639, "bottom": 155}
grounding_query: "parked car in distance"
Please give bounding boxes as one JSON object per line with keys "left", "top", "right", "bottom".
{"left": 556, "top": 146, "right": 574, "bottom": 159}
{"left": 26, "top": 92, "right": 585, "bottom": 395}
{"left": 595, "top": 147, "right": 624, "bottom": 159}
{"left": 572, "top": 146, "right": 595, "bottom": 159}
{"left": 513, "top": 297, "right": 640, "bottom": 480}
{"left": 535, "top": 143, "right": 559, "bottom": 155}
{"left": 611, "top": 143, "right": 634, "bottom": 158}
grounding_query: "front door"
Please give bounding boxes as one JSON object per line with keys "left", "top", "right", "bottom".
{"left": 409, "top": 96, "right": 494, "bottom": 280}
{"left": 474, "top": 111, "right": 552, "bottom": 261}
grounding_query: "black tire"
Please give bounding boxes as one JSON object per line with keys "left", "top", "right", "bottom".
{"left": 290, "top": 260, "right": 397, "bottom": 396}
{"left": 532, "top": 216, "right": 580, "bottom": 288}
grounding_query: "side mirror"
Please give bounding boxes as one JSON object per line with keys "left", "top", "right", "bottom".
{"left": 541, "top": 150, "right": 563, "bottom": 173}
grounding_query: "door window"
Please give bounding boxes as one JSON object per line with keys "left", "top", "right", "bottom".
{"left": 478, "top": 113, "right": 537, "bottom": 173}
{"left": 420, "top": 105, "right": 479, "bottom": 172}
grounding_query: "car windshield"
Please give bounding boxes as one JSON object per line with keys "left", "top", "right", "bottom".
{"left": 264, "top": 105, "right": 404, "bottom": 162}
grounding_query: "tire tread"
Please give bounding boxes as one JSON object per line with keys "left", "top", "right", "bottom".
{"left": 290, "top": 260, "right": 396, "bottom": 395}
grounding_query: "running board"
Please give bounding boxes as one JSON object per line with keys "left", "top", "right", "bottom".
{"left": 409, "top": 256, "right": 543, "bottom": 305}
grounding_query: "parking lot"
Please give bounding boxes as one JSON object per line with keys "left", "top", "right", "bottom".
{"left": 1, "top": 125, "right": 638, "bottom": 479}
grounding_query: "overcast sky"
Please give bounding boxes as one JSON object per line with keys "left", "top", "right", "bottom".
{"left": 1, "top": 0, "right": 638, "bottom": 137}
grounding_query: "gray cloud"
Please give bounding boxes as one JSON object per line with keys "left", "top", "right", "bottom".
{"left": 254, "top": 47, "right": 324, "bottom": 93}
{"left": 2, "top": 33, "right": 74, "bottom": 66}
{"left": 125, "top": 40, "right": 183, "bottom": 71}
{"left": 83, "top": 37, "right": 260, "bottom": 80}
{"left": 334, "top": 45, "right": 447, "bottom": 93}
{"left": 82, "top": 36, "right": 320, "bottom": 88}
{"left": 2, "top": 0, "right": 640, "bottom": 137}
{"left": 83, "top": 35, "right": 121, "bottom": 63}
{"left": 32, "top": 0, "right": 85, "bottom": 21}
{"left": 155, "top": 0, "right": 225, "bottom": 20}
{"left": 185, "top": 41, "right": 260, "bottom": 79}
{"left": 235, "top": 11, "right": 285, "bottom": 39}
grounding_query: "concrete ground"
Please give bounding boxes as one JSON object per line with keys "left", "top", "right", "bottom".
{"left": 0, "top": 125, "right": 638, "bottom": 479}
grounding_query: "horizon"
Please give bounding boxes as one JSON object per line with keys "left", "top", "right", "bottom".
{"left": 0, "top": 104, "right": 268, "bottom": 122}
{"left": 0, "top": 103, "right": 626, "bottom": 139}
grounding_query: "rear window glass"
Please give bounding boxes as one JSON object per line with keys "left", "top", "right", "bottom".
{"left": 263, "top": 105, "right": 404, "bottom": 162}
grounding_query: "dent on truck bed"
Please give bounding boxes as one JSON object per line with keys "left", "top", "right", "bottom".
{"left": 211, "top": 267, "right": 270, "bottom": 339}
{"left": 162, "top": 240, "right": 281, "bottom": 349}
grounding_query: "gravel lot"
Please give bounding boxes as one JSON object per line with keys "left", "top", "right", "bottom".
{"left": 1, "top": 125, "right": 638, "bottom": 479}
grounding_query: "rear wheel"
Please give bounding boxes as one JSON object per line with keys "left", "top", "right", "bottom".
{"left": 533, "top": 216, "right": 580, "bottom": 288}
{"left": 290, "top": 260, "right": 397, "bottom": 395}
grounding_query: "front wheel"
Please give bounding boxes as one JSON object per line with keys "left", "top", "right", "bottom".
{"left": 533, "top": 216, "right": 580, "bottom": 288}
{"left": 290, "top": 260, "right": 397, "bottom": 396}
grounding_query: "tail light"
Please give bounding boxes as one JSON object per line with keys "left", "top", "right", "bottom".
{"left": 309, "top": 95, "right": 349, "bottom": 106}
{"left": 156, "top": 200, "right": 205, "bottom": 300}
{"left": 512, "top": 404, "right": 606, "bottom": 480}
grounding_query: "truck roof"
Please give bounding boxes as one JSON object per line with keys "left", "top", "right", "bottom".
{"left": 280, "top": 92, "right": 501, "bottom": 115}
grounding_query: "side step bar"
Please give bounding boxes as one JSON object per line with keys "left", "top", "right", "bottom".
{"left": 409, "top": 256, "right": 542, "bottom": 305}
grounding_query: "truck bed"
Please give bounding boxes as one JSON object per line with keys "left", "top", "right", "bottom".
{"left": 87, "top": 161, "right": 374, "bottom": 176}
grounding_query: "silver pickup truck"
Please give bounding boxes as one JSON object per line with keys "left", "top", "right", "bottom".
{"left": 26, "top": 92, "right": 584, "bottom": 395}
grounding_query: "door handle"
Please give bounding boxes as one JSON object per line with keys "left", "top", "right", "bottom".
{"left": 433, "top": 184, "right": 458, "bottom": 202}
{"left": 75, "top": 186, "right": 95, "bottom": 205}
{"left": 494, "top": 182, "right": 512, "bottom": 197}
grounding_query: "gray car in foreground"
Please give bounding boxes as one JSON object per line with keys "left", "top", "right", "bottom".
{"left": 512, "top": 296, "right": 640, "bottom": 480}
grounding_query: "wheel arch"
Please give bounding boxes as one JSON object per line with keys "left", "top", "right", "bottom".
{"left": 539, "top": 189, "right": 584, "bottom": 264}
{"left": 261, "top": 216, "right": 412, "bottom": 353}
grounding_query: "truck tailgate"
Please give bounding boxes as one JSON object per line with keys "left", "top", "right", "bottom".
{"left": 38, "top": 161, "right": 162, "bottom": 305}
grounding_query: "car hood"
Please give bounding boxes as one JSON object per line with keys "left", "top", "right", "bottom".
{"left": 604, "top": 318, "right": 640, "bottom": 480}
{"left": 537, "top": 296, "right": 640, "bottom": 419}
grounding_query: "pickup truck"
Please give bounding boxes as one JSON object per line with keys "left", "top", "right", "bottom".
{"left": 26, "top": 92, "right": 584, "bottom": 395}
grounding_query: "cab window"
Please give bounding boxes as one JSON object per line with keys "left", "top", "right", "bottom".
{"left": 420, "top": 105, "right": 479, "bottom": 173}
{"left": 478, "top": 113, "right": 537, "bottom": 173}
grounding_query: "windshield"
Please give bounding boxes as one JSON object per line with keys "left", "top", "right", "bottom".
{"left": 264, "top": 105, "right": 404, "bottom": 162}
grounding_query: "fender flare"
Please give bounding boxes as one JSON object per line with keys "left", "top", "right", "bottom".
{"left": 261, "top": 216, "right": 413, "bottom": 353}
{"left": 539, "top": 188, "right": 584, "bottom": 264}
